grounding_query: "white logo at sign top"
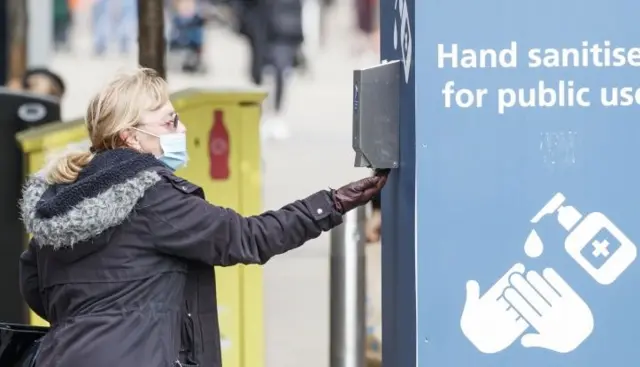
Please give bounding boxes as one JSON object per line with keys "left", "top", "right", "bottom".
{"left": 18, "top": 103, "right": 47, "bottom": 123}
{"left": 461, "top": 192, "right": 636, "bottom": 354}
{"left": 393, "top": 0, "right": 412, "bottom": 83}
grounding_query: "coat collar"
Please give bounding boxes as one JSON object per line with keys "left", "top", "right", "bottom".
{"left": 20, "top": 149, "right": 165, "bottom": 249}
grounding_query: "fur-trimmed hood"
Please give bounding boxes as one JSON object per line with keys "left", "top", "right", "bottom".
{"left": 20, "top": 148, "right": 166, "bottom": 250}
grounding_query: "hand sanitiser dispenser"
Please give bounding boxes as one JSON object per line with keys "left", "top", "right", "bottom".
{"left": 531, "top": 193, "right": 637, "bottom": 285}
{"left": 352, "top": 60, "right": 401, "bottom": 169}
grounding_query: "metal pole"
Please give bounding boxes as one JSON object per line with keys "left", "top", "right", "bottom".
{"left": 330, "top": 206, "right": 367, "bottom": 367}
{"left": 138, "top": 0, "right": 166, "bottom": 79}
{"left": 7, "top": 0, "right": 28, "bottom": 85}
{"left": 27, "top": 0, "right": 52, "bottom": 68}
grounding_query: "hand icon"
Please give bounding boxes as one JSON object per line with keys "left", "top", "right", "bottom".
{"left": 504, "top": 268, "right": 594, "bottom": 353}
{"left": 461, "top": 263, "right": 529, "bottom": 354}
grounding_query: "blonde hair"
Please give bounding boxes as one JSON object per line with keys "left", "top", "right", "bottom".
{"left": 45, "top": 67, "right": 170, "bottom": 185}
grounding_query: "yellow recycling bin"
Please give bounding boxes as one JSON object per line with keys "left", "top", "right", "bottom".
{"left": 16, "top": 89, "right": 267, "bottom": 367}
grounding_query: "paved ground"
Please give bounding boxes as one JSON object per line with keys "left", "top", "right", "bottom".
{"left": 48, "top": 2, "right": 377, "bottom": 367}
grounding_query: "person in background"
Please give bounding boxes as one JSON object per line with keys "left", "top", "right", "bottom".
{"left": 118, "top": 0, "right": 138, "bottom": 54}
{"left": 234, "top": 0, "right": 267, "bottom": 85}
{"left": 53, "top": 0, "right": 72, "bottom": 52}
{"left": 92, "top": 0, "right": 138, "bottom": 55}
{"left": 366, "top": 191, "right": 381, "bottom": 242}
{"left": 354, "top": 0, "right": 379, "bottom": 57}
{"left": 22, "top": 68, "right": 67, "bottom": 99}
{"left": 18, "top": 67, "right": 388, "bottom": 367}
{"left": 169, "top": 0, "right": 207, "bottom": 73}
{"left": 364, "top": 178, "right": 382, "bottom": 367}
{"left": 235, "top": 0, "right": 305, "bottom": 141}
{"left": 260, "top": 0, "right": 305, "bottom": 141}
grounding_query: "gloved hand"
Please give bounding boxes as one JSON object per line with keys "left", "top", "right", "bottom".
{"left": 332, "top": 170, "right": 389, "bottom": 214}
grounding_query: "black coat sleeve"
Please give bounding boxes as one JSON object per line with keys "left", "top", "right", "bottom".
{"left": 140, "top": 179, "right": 343, "bottom": 266}
{"left": 19, "top": 239, "right": 47, "bottom": 320}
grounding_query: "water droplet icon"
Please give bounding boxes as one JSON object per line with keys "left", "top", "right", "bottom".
{"left": 524, "top": 229, "right": 544, "bottom": 258}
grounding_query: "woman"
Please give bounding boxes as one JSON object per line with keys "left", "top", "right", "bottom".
{"left": 18, "top": 68, "right": 387, "bottom": 367}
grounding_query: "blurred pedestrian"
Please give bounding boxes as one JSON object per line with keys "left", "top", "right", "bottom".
{"left": 53, "top": 0, "right": 72, "bottom": 52}
{"left": 262, "top": 0, "right": 305, "bottom": 140}
{"left": 301, "top": 0, "right": 321, "bottom": 58}
{"left": 234, "top": 0, "right": 305, "bottom": 140}
{"left": 169, "top": 0, "right": 207, "bottom": 73}
{"left": 354, "top": 0, "right": 379, "bottom": 56}
{"left": 92, "top": 0, "right": 138, "bottom": 55}
{"left": 6, "top": 68, "right": 66, "bottom": 100}
{"left": 18, "top": 67, "right": 388, "bottom": 367}
{"left": 234, "top": 0, "right": 267, "bottom": 84}
{"left": 365, "top": 192, "right": 381, "bottom": 242}
{"left": 22, "top": 68, "right": 66, "bottom": 99}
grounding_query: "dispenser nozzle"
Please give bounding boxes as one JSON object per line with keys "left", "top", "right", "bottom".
{"left": 531, "top": 192, "right": 566, "bottom": 224}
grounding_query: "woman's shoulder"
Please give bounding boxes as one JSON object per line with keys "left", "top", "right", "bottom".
{"left": 138, "top": 168, "right": 205, "bottom": 207}
{"left": 21, "top": 168, "right": 166, "bottom": 250}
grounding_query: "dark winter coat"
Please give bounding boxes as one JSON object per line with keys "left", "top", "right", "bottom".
{"left": 236, "top": 0, "right": 304, "bottom": 44}
{"left": 266, "top": 0, "right": 304, "bottom": 44}
{"left": 19, "top": 148, "right": 343, "bottom": 367}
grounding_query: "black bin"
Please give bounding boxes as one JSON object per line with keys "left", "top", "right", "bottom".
{"left": 0, "top": 88, "right": 61, "bottom": 323}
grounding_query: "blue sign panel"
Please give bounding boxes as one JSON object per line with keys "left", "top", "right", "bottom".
{"left": 416, "top": 1, "right": 640, "bottom": 366}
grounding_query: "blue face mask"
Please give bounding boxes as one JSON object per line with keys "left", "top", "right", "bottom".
{"left": 158, "top": 133, "right": 188, "bottom": 171}
{"left": 134, "top": 128, "right": 188, "bottom": 171}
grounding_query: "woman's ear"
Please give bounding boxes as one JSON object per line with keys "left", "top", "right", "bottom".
{"left": 118, "top": 129, "right": 139, "bottom": 149}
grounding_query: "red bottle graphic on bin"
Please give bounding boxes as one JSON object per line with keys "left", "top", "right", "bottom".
{"left": 209, "top": 110, "right": 230, "bottom": 180}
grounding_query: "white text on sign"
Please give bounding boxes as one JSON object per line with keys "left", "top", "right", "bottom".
{"left": 436, "top": 41, "right": 640, "bottom": 114}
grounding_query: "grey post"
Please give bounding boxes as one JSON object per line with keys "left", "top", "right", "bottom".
{"left": 330, "top": 205, "right": 367, "bottom": 367}
{"left": 332, "top": 60, "right": 401, "bottom": 367}
{"left": 27, "top": 0, "right": 52, "bottom": 68}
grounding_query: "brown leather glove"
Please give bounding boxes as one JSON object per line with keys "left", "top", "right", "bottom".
{"left": 332, "top": 170, "right": 389, "bottom": 214}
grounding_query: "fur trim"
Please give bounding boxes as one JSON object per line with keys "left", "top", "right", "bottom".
{"left": 20, "top": 170, "right": 161, "bottom": 249}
